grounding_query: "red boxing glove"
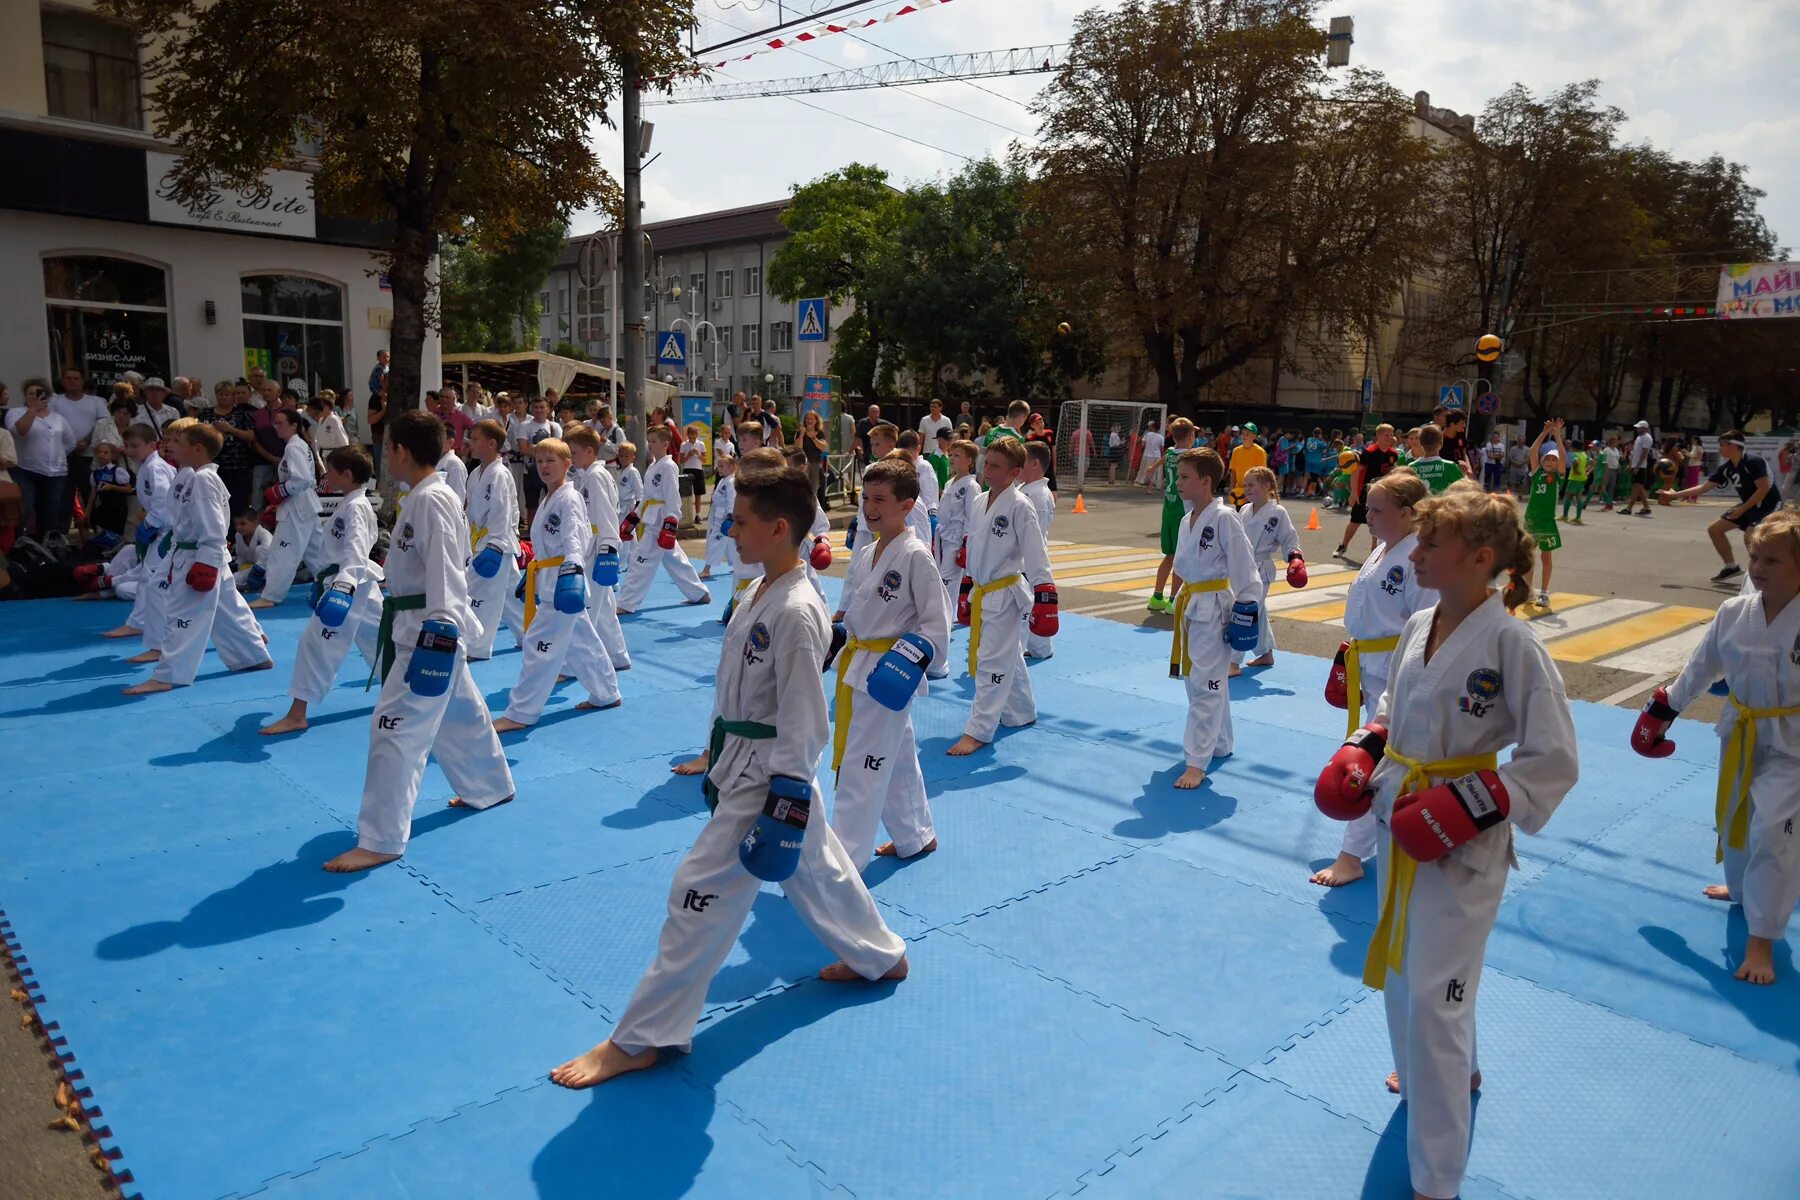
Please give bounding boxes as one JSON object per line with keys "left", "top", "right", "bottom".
{"left": 1392, "top": 770, "right": 1511, "bottom": 863}
{"left": 810, "top": 536, "right": 833, "bottom": 570}
{"left": 1314, "top": 723, "right": 1387, "bottom": 821}
{"left": 1286, "top": 553, "right": 1307, "bottom": 589}
{"left": 263, "top": 484, "right": 284, "bottom": 509}
{"left": 73, "top": 562, "right": 106, "bottom": 593}
{"left": 1029, "top": 584, "right": 1060, "bottom": 637}
{"left": 185, "top": 562, "right": 218, "bottom": 592}
{"left": 956, "top": 576, "right": 973, "bottom": 626}
{"left": 956, "top": 539, "right": 967, "bottom": 569}
{"left": 657, "top": 515, "right": 679, "bottom": 550}
{"left": 619, "top": 514, "right": 640, "bottom": 542}
{"left": 1325, "top": 642, "right": 1350, "bottom": 709}
{"left": 1631, "top": 687, "right": 1678, "bottom": 759}
{"left": 259, "top": 505, "right": 279, "bottom": 532}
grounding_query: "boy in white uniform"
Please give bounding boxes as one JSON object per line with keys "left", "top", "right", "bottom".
{"left": 937, "top": 439, "right": 979, "bottom": 607}
{"left": 783, "top": 445, "right": 836, "bottom": 606}
{"left": 699, "top": 453, "right": 738, "bottom": 579}
{"left": 493, "top": 438, "right": 622, "bottom": 732}
{"left": 616, "top": 426, "right": 710, "bottom": 613}
{"left": 231, "top": 512, "right": 274, "bottom": 589}
{"left": 123, "top": 424, "right": 273, "bottom": 694}
{"left": 258, "top": 446, "right": 383, "bottom": 735}
{"left": 828, "top": 459, "right": 950, "bottom": 866}
{"left": 109, "top": 419, "right": 191, "bottom": 647}
{"left": 250, "top": 408, "right": 325, "bottom": 608}
{"left": 1314, "top": 470, "right": 1435, "bottom": 888}
{"left": 566, "top": 425, "right": 631, "bottom": 672}
{"left": 1020, "top": 441, "right": 1058, "bottom": 660}
{"left": 103, "top": 424, "right": 178, "bottom": 604}
{"left": 324, "top": 410, "right": 515, "bottom": 873}
{"left": 463, "top": 419, "right": 522, "bottom": 661}
{"left": 1313, "top": 481, "right": 1576, "bottom": 1200}
{"left": 1634, "top": 509, "right": 1800, "bottom": 985}
{"left": 720, "top": 444, "right": 782, "bottom": 624}
{"left": 549, "top": 466, "right": 908, "bottom": 1090}
{"left": 1232, "top": 465, "right": 1306, "bottom": 671}
{"left": 615, "top": 442, "right": 643, "bottom": 532}
{"left": 1166, "top": 448, "right": 1260, "bottom": 789}
{"left": 948, "top": 437, "right": 1056, "bottom": 756}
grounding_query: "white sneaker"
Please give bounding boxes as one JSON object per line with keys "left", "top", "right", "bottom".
{"left": 1536, "top": 591, "right": 1551, "bottom": 609}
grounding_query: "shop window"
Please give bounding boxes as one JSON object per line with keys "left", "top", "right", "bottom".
{"left": 43, "top": 255, "right": 170, "bottom": 388}
{"left": 241, "top": 274, "right": 346, "bottom": 395}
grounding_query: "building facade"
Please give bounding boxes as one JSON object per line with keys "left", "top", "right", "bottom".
{"left": 539, "top": 200, "right": 848, "bottom": 413}
{"left": 0, "top": 1, "right": 432, "bottom": 422}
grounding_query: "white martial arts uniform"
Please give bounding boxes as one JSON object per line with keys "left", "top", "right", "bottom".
{"left": 717, "top": 474, "right": 764, "bottom": 618}
{"left": 1021, "top": 477, "right": 1057, "bottom": 658}
{"left": 1366, "top": 593, "right": 1576, "bottom": 1200}
{"left": 1233, "top": 498, "right": 1300, "bottom": 663}
{"left": 913, "top": 455, "right": 942, "bottom": 554}
{"left": 115, "top": 452, "right": 178, "bottom": 608}
{"left": 573, "top": 460, "right": 630, "bottom": 670}
{"left": 1667, "top": 592, "right": 1800, "bottom": 940}
{"left": 830, "top": 528, "right": 951, "bottom": 866}
{"left": 616, "top": 464, "right": 643, "bottom": 526}
{"left": 700, "top": 471, "right": 737, "bottom": 577}
{"left": 1339, "top": 533, "right": 1437, "bottom": 860}
{"left": 284, "top": 485, "right": 382, "bottom": 705}
{"left": 616, "top": 455, "right": 709, "bottom": 611}
{"left": 133, "top": 464, "right": 191, "bottom": 653}
{"left": 231, "top": 526, "right": 273, "bottom": 587}
{"left": 151, "top": 463, "right": 272, "bottom": 686}
{"left": 937, "top": 473, "right": 978, "bottom": 604}
{"left": 258, "top": 435, "right": 326, "bottom": 603}
{"left": 1169, "top": 497, "right": 1259, "bottom": 771}
{"left": 502, "top": 480, "right": 620, "bottom": 724}
{"left": 962, "top": 483, "right": 1053, "bottom": 743}
{"left": 356, "top": 471, "right": 514, "bottom": 855}
{"left": 607, "top": 565, "right": 907, "bottom": 1055}
{"left": 463, "top": 458, "right": 521, "bottom": 661}
{"left": 435, "top": 450, "right": 468, "bottom": 502}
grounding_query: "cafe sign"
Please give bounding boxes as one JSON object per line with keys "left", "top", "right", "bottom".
{"left": 145, "top": 151, "right": 317, "bottom": 239}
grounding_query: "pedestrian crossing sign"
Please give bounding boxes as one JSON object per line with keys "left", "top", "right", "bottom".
{"left": 656, "top": 331, "right": 687, "bottom": 370}
{"left": 797, "top": 298, "right": 828, "bottom": 343}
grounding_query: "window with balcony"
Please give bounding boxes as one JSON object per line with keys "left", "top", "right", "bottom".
{"left": 42, "top": 9, "right": 142, "bottom": 130}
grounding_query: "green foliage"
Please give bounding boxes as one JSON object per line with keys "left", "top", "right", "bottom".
{"left": 441, "top": 224, "right": 566, "bottom": 354}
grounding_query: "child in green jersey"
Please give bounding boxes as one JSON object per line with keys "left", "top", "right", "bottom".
{"left": 1559, "top": 441, "right": 1591, "bottom": 523}
{"left": 1525, "top": 419, "right": 1566, "bottom": 608}
{"left": 1148, "top": 417, "right": 1199, "bottom": 613}
{"left": 1409, "top": 425, "right": 1465, "bottom": 494}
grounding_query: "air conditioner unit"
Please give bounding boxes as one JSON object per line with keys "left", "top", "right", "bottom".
{"left": 748, "top": 356, "right": 760, "bottom": 368}
{"left": 711, "top": 299, "right": 723, "bottom": 311}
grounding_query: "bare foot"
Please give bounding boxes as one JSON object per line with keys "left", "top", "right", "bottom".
{"left": 615, "top": 608, "right": 635, "bottom": 616}
{"left": 1174, "top": 766, "right": 1207, "bottom": 789}
{"left": 323, "top": 847, "right": 401, "bottom": 873}
{"left": 1249, "top": 654, "right": 1275, "bottom": 667}
{"left": 73, "top": 592, "right": 104, "bottom": 602}
{"left": 683, "top": 595, "right": 711, "bottom": 606}
{"left": 672, "top": 754, "right": 709, "bottom": 776}
{"left": 549, "top": 1040, "right": 657, "bottom": 1090}
{"left": 947, "top": 734, "right": 986, "bottom": 756}
{"left": 237, "top": 660, "right": 274, "bottom": 673}
{"left": 259, "top": 711, "right": 310, "bottom": 736}
{"left": 576, "top": 698, "right": 623, "bottom": 711}
{"left": 819, "top": 954, "right": 909, "bottom": 983}
{"left": 1386, "top": 1069, "right": 1480, "bottom": 1096}
{"left": 875, "top": 837, "right": 937, "bottom": 859}
{"left": 102, "top": 624, "right": 141, "bottom": 639}
{"left": 1309, "top": 852, "right": 1366, "bottom": 888}
{"left": 448, "top": 794, "right": 514, "bottom": 809}
{"left": 124, "top": 649, "right": 162, "bottom": 664}
{"left": 698, "top": 571, "right": 712, "bottom": 580}
{"left": 1736, "top": 936, "right": 1776, "bottom": 985}
{"left": 123, "top": 679, "right": 175, "bottom": 696}
{"left": 248, "top": 598, "right": 278, "bottom": 610}
{"left": 492, "top": 717, "right": 531, "bottom": 734}
{"left": 1228, "top": 664, "right": 1243, "bottom": 678}
{"left": 1703, "top": 884, "right": 1734, "bottom": 902}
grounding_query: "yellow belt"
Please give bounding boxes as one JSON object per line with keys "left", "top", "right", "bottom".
{"left": 1715, "top": 693, "right": 1800, "bottom": 861}
{"left": 831, "top": 636, "right": 897, "bottom": 772}
{"left": 967, "top": 574, "right": 1022, "bottom": 675}
{"left": 637, "top": 498, "right": 664, "bottom": 540}
{"left": 1363, "top": 747, "right": 1500, "bottom": 990}
{"left": 1169, "top": 579, "right": 1229, "bottom": 677}
{"left": 1344, "top": 635, "right": 1401, "bottom": 739}
{"left": 469, "top": 524, "right": 488, "bottom": 551}
{"left": 521, "top": 554, "right": 566, "bottom": 631}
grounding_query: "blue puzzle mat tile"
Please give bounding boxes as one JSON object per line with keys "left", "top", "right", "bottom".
{"left": 1252, "top": 969, "right": 1800, "bottom": 1200}
{"left": 950, "top": 852, "right": 1368, "bottom": 1063}
{"left": 0, "top": 655, "right": 291, "bottom": 719}
{"left": 247, "top": 1074, "right": 830, "bottom": 1200}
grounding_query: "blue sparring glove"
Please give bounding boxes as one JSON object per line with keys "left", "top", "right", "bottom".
{"left": 246, "top": 563, "right": 267, "bottom": 593}
{"left": 739, "top": 775, "right": 810, "bottom": 882}
{"left": 867, "top": 632, "right": 933, "bottom": 711}
{"left": 404, "top": 619, "right": 458, "bottom": 697}
{"left": 591, "top": 547, "right": 620, "bottom": 587}
{"left": 514, "top": 569, "right": 528, "bottom": 600}
{"left": 553, "top": 561, "right": 587, "bottom": 614}
{"left": 1709, "top": 678, "right": 1731, "bottom": 698}
{"left": 929, "top": 510, "right": 938, "bottom": 541}
{"left": 1227, "top": 599, "right": 1260, "bottom": 652}
{"left": 314, "top": 581, "right": 355, "bottom": 628}
{"left": 821, "top": 621, "right": 848, "bottom": 671}
{"left": 720, "top": 513, "right": 735, "bottom": 538}
{"left": 471, "top": 544, "right": 504, "bottom": 579}
{"left": 845, "top": 514, "right": 859, "bottom": 551}
{"left": 134, "top": 522, "right": 160, "bottom": 553}
{"left": 720, "top": 595, "right": 736, "bottom": 626}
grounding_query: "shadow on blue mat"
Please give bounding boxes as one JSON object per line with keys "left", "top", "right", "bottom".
{"left": 603, "top": 770, "right": 705, "bottom": 830}
{"left": 13, "top": 681, "right": 142, "bottom": 717}
{"left": 4, "top": 653, "right": 139, "bottom": 687}
{"left": 1642, "top": 919, "right": 1800, "bottom": 1062}
{"left": 1361, "top": 1098, "right": 1488, "bottom": 1198}
{"left": 1113, "top": 765, "right": 1237, "bottom": 841}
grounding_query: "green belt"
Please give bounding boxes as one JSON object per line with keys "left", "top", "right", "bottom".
{"left": 158, "top": 531, "right": 175, "bottom": 557}
{"left": 309, "top": 563, "right": 341, "bottom": 609}
{"left": 702, "top": 716, "right": 777, "bottom": 812}
{"left": 175, "top": 540, "right": 198, "bottom": 551}
{"left": 365, "top": 593, "right": 427, "bottom": 690}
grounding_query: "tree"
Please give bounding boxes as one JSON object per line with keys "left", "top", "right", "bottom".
{"left": 1027, "top": 0, "right": 1439, "bottom": 414}
{"left": 440, "top": 223, "right": 566, "bottom": 354}
{"left": 108, "top": 0, "right": 694, "bottom": 414}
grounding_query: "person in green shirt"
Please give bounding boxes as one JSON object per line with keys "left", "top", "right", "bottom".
{"left": 1147, "top": 417, "right": 1199, "bottom": 613}
{"left": 1559, "top": 441, "right": 1591, "bottom": 523}
{"left": 925, "top": 428, "right": 952, "bottom": 490}
{"left": 1524, "top": 419, "right": 1566, "bottom": 608}
{"left": 983, "top": 399, "right": 1029, "bottom": 448}
{"left": 1409, "top": 425, "right": 1465, "bottom": 493}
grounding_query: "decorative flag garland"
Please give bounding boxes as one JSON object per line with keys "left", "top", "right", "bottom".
{"left": 704, "top": 0, "right": 955, "bottom": 69}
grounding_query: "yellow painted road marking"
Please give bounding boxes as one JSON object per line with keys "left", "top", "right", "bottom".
{"left": 1548, "top": 605, "right": 1715, "bottom": 663}
{"left": 1512, "top": 593, "right": 1602, "bottom": 620}
{"left": 1280, "top": 598, "right": 1349, "bottom": 623}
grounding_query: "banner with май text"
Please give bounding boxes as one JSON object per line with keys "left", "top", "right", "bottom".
{"left": 1716, "top": 261, "right": 1799, "bottom": 320}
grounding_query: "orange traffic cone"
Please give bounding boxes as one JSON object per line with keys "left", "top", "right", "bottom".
{"left": 1305, "top": 507, "right": 1321, "bottom": 531}
{"left": 1072, "top": 492, "right": 1088, "bottom": 514}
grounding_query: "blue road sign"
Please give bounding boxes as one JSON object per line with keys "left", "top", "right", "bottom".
{"left": 1439, "top": 384, "right": 1465, "bottom": 410}
{"left": 797, "top": 298, "right": 829, "bottom": 343}
{"left": 1360, "top": 376, "right": 1374, "bottom": 408}
{"left": 656, "top": 331, "right": 687, "bottom": 371}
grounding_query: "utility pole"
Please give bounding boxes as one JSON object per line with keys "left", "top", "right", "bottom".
{"left": 622, "top": 67, "right": 647, "bottom": 436}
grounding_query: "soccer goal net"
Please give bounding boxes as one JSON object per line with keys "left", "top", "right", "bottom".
{"left": 1053, "top": 400, "right": 1168, "bottom": 493}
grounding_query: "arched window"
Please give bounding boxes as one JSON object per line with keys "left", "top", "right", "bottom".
{"left": 43, "top": 255, "right": 171, "bottom": 387}
{"left": 241, "top": 274, "right": 346, "bottom": 396}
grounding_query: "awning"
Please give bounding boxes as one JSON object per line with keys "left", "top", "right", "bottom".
{"left": 440, "top": 351, "right": 679, "bottom": 406}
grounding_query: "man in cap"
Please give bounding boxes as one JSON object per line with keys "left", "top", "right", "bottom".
{"left": 1622, "top": 419, "right": 1656, "bottom": 516}
{"left": 136, "top": 378, "right": 181, "bottom": 438}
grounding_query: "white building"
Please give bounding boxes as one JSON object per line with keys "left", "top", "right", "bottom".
{"left": 0, "top": 1, "right": 434, "bottom": 420}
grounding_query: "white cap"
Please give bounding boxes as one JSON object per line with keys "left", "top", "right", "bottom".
{"left": 143, "top": 377, "right": 167, "bottom": 390}
{"left": 1635, "top": 420, "right": 1650, "bottom": 429}
{"left": 1541, "top": 446, "right": 1560, "bottom": 459}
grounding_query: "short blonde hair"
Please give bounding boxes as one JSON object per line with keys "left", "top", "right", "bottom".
{"left": 1414, "top": 480, "right": 1536, "bottom": 610}
{"left": 984, "top": 436, "right": 1026, "bottom": 467}
{"left": 532, "top": 437, "right": 571, "bottom": 461}
{"left": 1747, "top": 509, "right": 1800, "bottom": 567}
{"left": 1370, "top": 467, "right": 1428, "bottom": 510}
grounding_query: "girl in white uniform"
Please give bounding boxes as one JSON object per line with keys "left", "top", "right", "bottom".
{"left": 434, "top": 448, "right": 468, "bottom": 503}
{"left": 493, "top": 439, "right": 621, "bottom": 731}
{"left": 1020, "top": 443, "right": 1058, "bottom": 660}
{"left": 463, "top": 420, "right": 522, "bottom": 661}
{"left": 616, "top": 427, "right": 710, "bottom": 613}
{"left": 937, "top": 440, "right": 980, "bottom": 610}
{"left": 1166, "top": 448, "right": 1260, "bottom": 789}
{"left": 251, "top": 409, "right": 325, "bottom": 607}
{"left": 1313, "top": 469, "right": 1436, "bottom": 889}
{"left": 1636, "top": 509, "right": 1800, "bottom": 985}
{"left": 549, "top": 466, "right": 906, "bottom": 1091}
{"left": 119, "top": 433, "right": 196, "bottom": 661}
{"left": 324, "top": 411, "right": 515, "bottom": 874}
{"left": 566, "top": 426, "right": 631, "bottom": 672}
{"left": 1232, "top": 465, "right": 1304, "bottom": 670}
{"left": 699, "top": 454, "right": 738, "bottom": 579}
{"left": 720, "top": 445, "right": 782, "bottom": 623}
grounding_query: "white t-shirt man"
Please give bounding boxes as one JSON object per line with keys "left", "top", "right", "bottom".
{"left": 1630, "top": 429, "right": 1654, "bottom": 471}
{"left": 52, "top": 391, "right": 108, "bottom": 452}
{"left": 1138, "top": 427, "right": 1166, "bottom": 483}
{"left": 1601, "top": 443, "right": 1621, "bottom": 471}
{"left": 513, "top": 416, "right": 561, "bottom": 456}
{"left": 918, "top": 409, "right": 954, "bottom": 442}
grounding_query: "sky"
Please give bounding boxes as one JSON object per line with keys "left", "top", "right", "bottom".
{"left": 577, "top": 0, "right": 1799, "bottom": 262}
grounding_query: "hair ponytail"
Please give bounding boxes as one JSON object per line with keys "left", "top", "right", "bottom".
{"left": 1415, "top": 480, "right": 1536, "bottom": 609}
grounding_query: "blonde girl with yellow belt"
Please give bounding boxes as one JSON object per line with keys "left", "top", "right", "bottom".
{"left": 1313, "top": 469, "right": 1435, "bottom": 888}
{"left": 464, "top": 420, "right": 521, "bottom": 661}
{"left": 1633, "top": 509, "right": 1800, "bottom": 985}
{"left": 1312, "top": 481, "right": 1576, "bottom": 1200}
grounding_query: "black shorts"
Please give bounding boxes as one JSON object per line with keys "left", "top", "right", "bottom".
{"left": 680, "top": 468, "right": 705, "bottom": 497}
{"left": 1350, "top": 500, "right": 1369, "bottom": 525}
{"left": 1634, "top": 466, "right": 1655, "bottom": 489}
{"left": 1730, "top": 506, "right": 1774, "bottom": 532}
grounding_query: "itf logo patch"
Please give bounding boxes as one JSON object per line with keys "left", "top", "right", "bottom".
{"left": 744, "top": 621, "right": 772, "bottom": 666}
{"left": 878, "top": 568, "right": 903, "bottom": 602}
{"left": 991, "top": 514, "right": 1010, "bottom": 538}
{"left": 1460, "top": 667, "right": 1502, "bottom": 718}
{"left": 1380, "top": 564, "right": 1405, "bottom": 595}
